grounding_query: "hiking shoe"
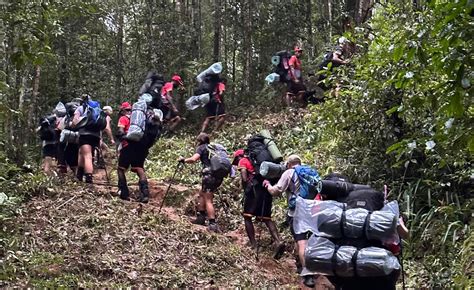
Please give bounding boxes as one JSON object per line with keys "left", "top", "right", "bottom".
{"left": 273, "top": 242, "right": 286, "bottom": 260}
{"left": 207, "top": 223, "right": 220, "bottom": 233}
{"left": 302, "top": 275, "right": 315, "bottom": 288}
{"left": 191, "top": 214, "right": 206, "bottom": 225}
{"left": 138, "top": 180, "right": 150, "bottom": 203}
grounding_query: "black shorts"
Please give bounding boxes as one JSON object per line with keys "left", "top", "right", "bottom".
{"left": 160, "top": 105, "right": 178, "bottom": 120}
{"left": 57, "top": 142, "right": 79, "bottom": 168}
{"left": 118, "top": 142, "right": 149, "bottom": 170}
{"left": 202, "top": 173, "right": 223, "bottom": 193}
{"left": 287, "top": 80, "right": 307, "bottom": 95}
{"left": 288, "top": 216, "right": 312, "bottom": 241}
{"left": 42, "top": 144, "right": 57, "bottom": 158}
{"left": 79, "top": 134, "right": 100, "bottom": 148}
{"left": 327, "top": 270, "right": 400, "bottom": 290}
{"left": 243, "top": 184, "right": 273, "bottom": 219}
{"left": 205, "top": 101, "right": 225, "bottom": 118}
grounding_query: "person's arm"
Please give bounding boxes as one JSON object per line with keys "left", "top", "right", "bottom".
{"left": 288, "top": 56, "right": 298, "bottom": 82}
{"left": 240, "top": 168, "right": 248, "bottom": 189}
{"left": 71, "top": 109, "right": 82, "bottom": 127}
{"left": 332, "top": 52, "right": 348, "bottom": 65}
{"left": 104, "top": 116, "right": 115, "bottom": 144}
{"left": 264, "top": 170, "right": 291, "bottom": 196}
{"left": 179, "top": 153, "right": 200, "bottom": 164}
{"left": 397, "top": 217, "right": 410, "bottom": 239}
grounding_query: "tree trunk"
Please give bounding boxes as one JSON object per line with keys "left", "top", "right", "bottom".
{"left": 213, "top": 0, "right": 221, "bottom": 62}
{"left": 306, "top": 0, "right": 314, "bottom": 58}
{"left": 115, "top": 8, "right": 124, "bottom": 104}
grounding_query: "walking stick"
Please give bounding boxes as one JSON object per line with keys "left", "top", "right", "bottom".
{"left": 400, "top": 241, "right": 406, "bottom": 290}
{"left": 158, "top": 162, "right": 183, "bottom": 214}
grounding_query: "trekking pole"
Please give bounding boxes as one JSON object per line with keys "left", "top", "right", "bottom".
{"left": 400, "top": 241, "right": 406, "bottom": 290}
{"left": 158, "top": 162, "right": 183, "bottom": 214}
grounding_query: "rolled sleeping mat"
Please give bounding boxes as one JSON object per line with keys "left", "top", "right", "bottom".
{"left": 259, "top": 161, "right": 286, "bottom": 179}
{"left": 314, "top": 205, "right": 398, "bottom": 241}
{"left": 320, "top": 180, "right": 372, "bottom": 200}
{"left": 126, "top": 100, "right": 147, "bottom": 142}
{"left": 265, "top": 73, "right": 280, "bottom": 84}
{"left": 196, "top": 62, "right": 223, "bottom": 83}
{"left": 259, "top": 129, "right": 283, "bottom": 163}
{"left": 60, "top": 129, "right": 80, "bottom": 144}
{"left": 305, "top": 235, "right": 400, "bottom": 277}
{"left": 185, "top": 93, "right": 210, "bottom": 110}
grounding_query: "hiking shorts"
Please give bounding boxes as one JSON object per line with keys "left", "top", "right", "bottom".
{"left": 118, "top": 142, "right": 149, "bottom": 170}
{"left": 57, "top": 142, "right": 79, "bottom": 168}
{"left": 42, "top": 144, "right": 57, "bottom": 158}
{"left": 287, "top": 80, "right": 307, "bottom": 95}
{"left": 79, "top": 134, "right": 100, "bottom": 149}
{"left": 328, "top": 269, "right": 400, "bottom": 290}
{"left": 202, "top": 173, "right": 223, "bottom": 193}
{"left": 242, "top": 184, "right": 273, "bottom": 220}
{"left": 205, "top": 101, "right": 225, "bottom": 118}
{"left": 288, "top": 216, "right": 312, "bottom": 241}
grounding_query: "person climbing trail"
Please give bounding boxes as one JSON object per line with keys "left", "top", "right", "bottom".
{"left": 37, "top": 105, "right": 63, "bottom": 174}
{"left": 161, "top": 74, "right": 184, "bottom": 134}
{"left": 232, "top": 149, "right": 285, "bottom": 259}
{"left": 57, "top": 99, "right": 81, "bottom": 175}
{"left": 72, "top": 95, "right": 107, "bottom": 184}
{"left": 201, "top": 77, "right": 227, "bottom": 133}
{"left": 178, "top": 133, "right": 229, "bottom": 233}
{"left": 263, "top": 155, "right": 318, "bottom": 288}
{"left": 116, "top": 101, "right": 162, "bottom": 203}
{"left": 316, "top": 36, "right": 352, "bottom": 92}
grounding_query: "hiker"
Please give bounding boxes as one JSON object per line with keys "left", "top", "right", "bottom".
{"left": 317, "top": 37, "right": 352, "bottom": 91}
{"left": 263, "top": 154, "right": 317, "bottom": 288}
{"left": 232, "top": 149, "right": 285, "bottom": 259}
{"left": 116, "top": 101, "right": 162, "bottom": 203}
{"left": 200, "top": 77, "right": 226, "bottom": 133}
{"left": 161, "top": 74, "right": 184, "bottom": 133}
{"left": 102, "top": 106, "right": 115, "bottom": 147}
{"left": 72, "top": 96, "right": 106, "bottom": 184}
{"left": 37, "top": 114, "right": 59, "bottom": 174}
{"left": 57, "top": 100, "right": 81, "bottom": 174}
{"left": 178, "top": 133, "right": 223, "bottom": 232}
{"left": 285, "top": 46, "right": 308, "bottom": 107}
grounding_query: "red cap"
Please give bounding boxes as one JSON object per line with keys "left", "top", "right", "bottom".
{"left": 294, "top": 46, "right": 303, "bottom": 52}
{"left": 232, "top": 149, "right": 245, "bottom": 165}
{"left": 120, "top": 102, "right": 132, "bottom": 110}
{"left": 171, "top": 75, "right": 184, "bottom": 86}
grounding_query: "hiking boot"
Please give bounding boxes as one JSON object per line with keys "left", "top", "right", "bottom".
{"left": 207, "top": 223, "right": 220, "bottom": 233}
{"left": 138, "top": 180, "right": 149, "bottom": 203}
{"left": 191, "top": 213, "right": 206, "bottom": 225}
{"left": 273, "top": 242, "right": 286, "bottom": 260}
{"left": 85, "top": 173, "right": 93, "bottom": 184}
{"left": 76, "top": 167, "right": 84, "bottom": 182}
{"left": 118, "top": 180, "right": 130, "bottom": 201}
{"left": 302, "top": 275, "right": 315, "bottom": 288}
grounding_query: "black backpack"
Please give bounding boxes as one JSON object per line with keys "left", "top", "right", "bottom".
{"left": 194, "top": 74, "right": 220, "bottom": 97}
{"left": 272, "top": 50, "right": 291, "bottom": 83}
{"left": 318, "top": 51, "right": 334, "bottom": 71}
{"left": 246, "top": 134, "right": 275, "bottom": 177}
{"left": 38, "top": 115, "right": 57, "bottom": 141}
{"left": 140, "top": 110, "right": 162, "bottom": 148}
{"left": 139, "top": 71, "right": 165, "bottom": 109}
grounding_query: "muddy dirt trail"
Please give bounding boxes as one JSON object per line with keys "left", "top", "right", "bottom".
{"left": 91, "top": 165, "right": 333, "bottom": 289}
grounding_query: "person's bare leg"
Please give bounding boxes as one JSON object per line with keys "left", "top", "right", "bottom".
{"left": 244, "top": 216, "right": 257, "bottom": 248}
{"left": 201, "top": 117, "right": 211, "bottom": 133}
{"left": 42, "top": 156, "right": 53, "bottom": 173}
{"left": 214, "top": 115, "right": 225, "bottom": 131}
{"left": 203, "top": 190, "right": 215, "bottom": 220}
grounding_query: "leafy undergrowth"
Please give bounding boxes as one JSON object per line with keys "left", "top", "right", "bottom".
{"left": 0, "top": 177, "right": 300, "bottom": 288}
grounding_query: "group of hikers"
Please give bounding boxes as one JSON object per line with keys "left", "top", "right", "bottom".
{"left": 37, "top": 40, "right": 408, "bottom": 289}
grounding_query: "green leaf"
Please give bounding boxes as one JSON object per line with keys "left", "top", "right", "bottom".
{"left": 386, "top": 141, "right": 404, "bottom": 154}
{"left": 393, "top": 43, "right": 405, "bottom": 62}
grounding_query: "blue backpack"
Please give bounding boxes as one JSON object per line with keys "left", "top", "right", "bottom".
{"left": 84, "top": 100, "right": 106, "bottom": 131}
{"left": 289, "top": 165, "right": 322, "bottom": 209}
